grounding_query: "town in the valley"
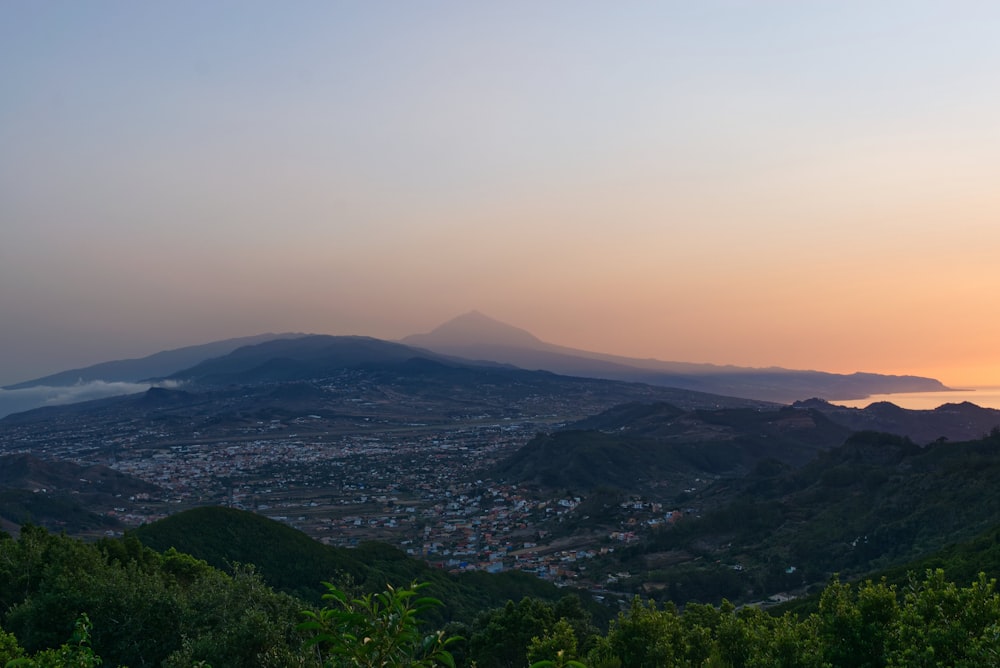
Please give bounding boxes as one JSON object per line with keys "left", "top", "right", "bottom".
{"left": 0, "top": 382, "right": 705, "bottom": 593}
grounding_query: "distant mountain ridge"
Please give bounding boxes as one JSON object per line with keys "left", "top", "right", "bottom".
{"left": 403, "top": 310, "right": 549, "bottom": 350}
{"left": 793, "top": 398, "right": 1000, "bottom": 443}
{"left": 403, "top": 311, "right": 950, "bottom": 403}
{"left": 0, "top": 333, "right": 308, "bottom": 418}
{"left": 492, "top": 395, "right": 1000, "bottom": 495}
{"left": 4, "top": 333, "right": 305, "bottom": 389}
{"left": 164, "top": 334, "right": 447, "bottom": 385}
{"left": 1, "top": 312, "right": 953, "bottom": 420}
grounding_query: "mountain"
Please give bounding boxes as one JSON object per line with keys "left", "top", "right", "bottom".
{"left": 4, "top": 333, "right": 305, "bottom": 389}
{"left": 164, "top": 334, "right": 453, "bottom": 385}
{"left": 1, "top": 314, "right": 951, "bottom": 420}
{"left": 404, "top": 310, "right": 550, "bottom": 351}
{"left": 794, "top": 398, "right": 1000, "bottom": 444}
{"left": 606, "top": 429, "right": 1000, "bottom": 606}
{"left": 402, "top": 312, "right": 950, "bottom": 403}
{"left": 0, "top": 333, "right": 307, "bottom": 418}
{"left": 492, "top": 403, "right": 852, "bottom": 491}
{"left": 0, "top": 350, "right": 773, "bottom": 520}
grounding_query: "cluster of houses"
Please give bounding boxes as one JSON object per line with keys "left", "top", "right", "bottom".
{"left": 4, "top": 406, "right": 690, "bottom": 587}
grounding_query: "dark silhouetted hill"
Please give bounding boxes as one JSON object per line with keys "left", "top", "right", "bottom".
{"left": 794, "top": 398, "right": 1000, "bottom": 443}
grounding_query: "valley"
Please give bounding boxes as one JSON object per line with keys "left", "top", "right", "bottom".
{"left": 3, "top": 332, "right": 1000, "bottom": 613}
{"left": 0, "top": 358, "right": 765, "bottom": 598}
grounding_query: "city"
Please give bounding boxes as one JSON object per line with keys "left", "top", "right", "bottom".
{"left": 0, "top": 372, "right": 711, "bottom": 593}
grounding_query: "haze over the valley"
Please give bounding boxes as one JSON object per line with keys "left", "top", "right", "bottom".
{"left": 3, "top": 3, "right": 1000, "bottom": 389}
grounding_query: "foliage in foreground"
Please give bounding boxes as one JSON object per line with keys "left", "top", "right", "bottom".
{"left": 581, "top": 569, "right": 1000, "bottom": 668}
{"left": 298, "top": 582, "right": 458, "bottom": 667}
{"left": 2, "top": 614, "right": 101, "bottom": 668}
{"left": 5, "top": 523, "right": 1000, "bottom": 667}
{"left": 0, "top": 527, "right": 307, "bottom": 667}
{"left": 460, "top": 569, "right": 1000, "bottom": 668}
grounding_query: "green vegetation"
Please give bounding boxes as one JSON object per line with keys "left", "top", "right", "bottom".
{"left": 11, "top": 427, "right": 1000, "bottom": 665}
{"left": 606, "top": 429, "right": 1000, "bottom": 605}
{"left": 5, "top": 523, "right": 1000, "bottom": 667}
{"left": 2, "top": 614, "right": 103, "bottom": 667}
{"left": 494, "top": 405, "right": 849, "bottom": 492}
{"left": 0, "top": 527, "right": 305, "bottom": 667}
{"left": 132, "top": 506, "right": 605, "bottom": 626}
{"left": 298, "top": 582, "right": 458, "bottom": 667}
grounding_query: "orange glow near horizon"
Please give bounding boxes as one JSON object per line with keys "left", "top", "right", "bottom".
{"left": 3, "top": 3, "right": 1000, "bottom": 388}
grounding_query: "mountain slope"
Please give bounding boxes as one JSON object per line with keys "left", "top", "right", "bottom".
{"left": 618, "top": 430, "right": 1000, "bottom": 605}
{"left": 0, "top": 333, "right": 309, "bottom": 418}
{"left": 4, "top": 333, "right": 305, "bottom": 389}
{"left": 132, "top": 506, "right": 604, "bottom": 624}
{"left": 166, "top": 335, "right": 444, "bottom": 385}
{"left": 403, "top": 310, "right": 551, "bottom": 350}
{"left": 0, "top": 453, "right": 161, "bottom": 534}
{"left": 492, "top": 403, "right": 851, "bottom": 491}
{"left": 403, "top": 312, "right": 949, "bottom": 403}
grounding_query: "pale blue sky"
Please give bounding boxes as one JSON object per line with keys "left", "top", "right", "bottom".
{"left": 3, "top": 2, "right": 1000, "bottom": 386}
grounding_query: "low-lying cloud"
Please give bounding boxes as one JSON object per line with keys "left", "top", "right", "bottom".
{"left": 0, "top": 380, "right": 182, "bottom": 419}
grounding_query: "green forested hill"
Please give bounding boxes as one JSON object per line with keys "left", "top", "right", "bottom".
{"left": 775, "top": 519, "right": 1000, "bottom": 618}
{"left": 613, "top": 429, "right": 1000, "bottom": 605}
{"left": 876, "top": 522, "right": 1000, "bottom": 587}
{"left": 493, "top": 404, "right": 851, "bottom": 492}
{"left": 132, "top": 506, "right": 602, "bottom": 626}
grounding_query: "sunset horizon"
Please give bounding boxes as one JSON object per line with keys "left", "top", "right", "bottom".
{"left": 2, "top": 307, "right": 996, "bottom": 391}
{"left": 4, "top": 2, "right": 999, "bottom": 391}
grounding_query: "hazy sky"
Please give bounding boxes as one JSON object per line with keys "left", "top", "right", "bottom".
{"left": 3, "top": 1, "right": 1000, "bottom": 387}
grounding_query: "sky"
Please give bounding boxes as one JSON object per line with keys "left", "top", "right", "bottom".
{"left": 2, "top": 1, "right": 1000, "bottom": 388}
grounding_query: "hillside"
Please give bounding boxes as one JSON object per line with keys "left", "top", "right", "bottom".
{"left": 166, "top": 334, "right": 448, "bottom": 385}
{"left": 0, "top": 453, "right": 161, "bottom": 534}
{"left": 4, "top": 333, "right": 304, "bottom": 389}
{"left": 605, "top": 429, "right": 1000, "bottom": 605}
{"left": 132, "top": 506, "right": 606, "bottom": 625}
{"left": 4, "top": 334, "right": 998, "bottom": 616}
{"left": 492, "top": 403, "right": 851, "bottom": 492}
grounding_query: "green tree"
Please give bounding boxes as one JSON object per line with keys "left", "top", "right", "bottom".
{"left": 468, "top": 598, "right": 556, "bottom": 668}
{"left": 528, "top": 619, "right": 580, "bottom": 665}
{"left": 715, "top": 605, "right": 821, "bottom": 668}
{"left": 889, "top": 570, "right": 1000, "bottom": 667}
{"left": 168, "top": 563, "right": 308, "bottom": 668}
{"left": 593, "top": 597, "right": 700, "bottom": 668}
{"left": 0, "top": 625, "right": 25, "bottom": 665}
{"left": 6, "top": 614, "right": 102, "bottom": 668}
{"left": 298, "top": 581, "right": 457, "bottom": 668}
{"left": 818, "top": 576, "right": 897, "bottom": 668}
